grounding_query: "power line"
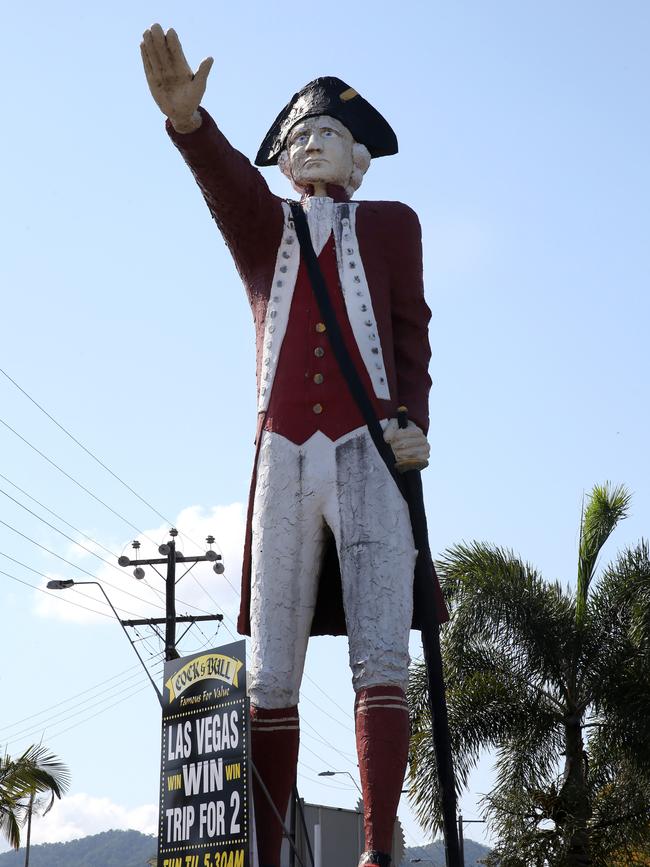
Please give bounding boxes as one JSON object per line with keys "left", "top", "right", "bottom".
{"left": 0, "top": 566, "right": 114, "bottom": 619}
{"left": 0, "top": 551, "right": 149, "bottom": 620}
{"left": 303, "top": 671, "right": 352, "bottom": 722}
{"left": 300, "top": 691, "right": 355, "bottom": 733}
{"left": 0, "top": 367, "right": 178, "bottom": 526}
{"left": 0, "top": 415, "right": 157, "bottom": 544}
{"left": 5, "top": 679, "right": 161, "bottom": 750}
{"left": 298, "top": 764, "right": 356, "bottom": 792}
{"left": 0, "top": 485, "right": 132, "bottom": 575}
{"left": 0, "top": 471, "right": 118, "bottom": 559}
{"left": 0, "top": 430, "right": 234, "bottom": 623}
{"left": 0, "top": 663, "right": 144, "bottom": 733}
{"left": 187, "top": 571, "right": 238, "bottom": 641}
{"left": 0, "top": 371, "right": 236, "bottom": 630}
{"left": 301, "top": 718, "right": 358, "bottom": 764}
{"left": 0, "top": 519, "right": 169, "bottom": 613}
{"left": 0, "top": 476, "right": 214, "bottom": 616}
{"left": 1, "top": 668, "right": 158, "bottom": 743}
{"left": 0, "top": 367, "right": 220, "bottom": 559}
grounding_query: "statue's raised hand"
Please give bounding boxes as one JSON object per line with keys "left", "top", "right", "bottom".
{"left": 141, "top": 24, "right": 213, "bottom": 133}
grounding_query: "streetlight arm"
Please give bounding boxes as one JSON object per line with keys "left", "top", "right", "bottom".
{"left": 47, "top": 580, "right": 163, "bottom": 706}
{"left": 317, "top": 769, "right": 362, "bottom": 794}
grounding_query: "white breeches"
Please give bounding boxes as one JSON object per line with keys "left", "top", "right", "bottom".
{"left": 248, "top": 426, "right": 417, "bottom": 709}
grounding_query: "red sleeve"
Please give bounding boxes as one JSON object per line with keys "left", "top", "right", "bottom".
{"left": 387, "top": 204, "right": 432, "bottom": 434}
{"left": 166, "top": 107, "right": 284, "bottom": 290}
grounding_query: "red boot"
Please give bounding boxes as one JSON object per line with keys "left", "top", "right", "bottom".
{"left": 355, "top": 685, "right": 410, "bottom": 866}
{"left": 250, "top": 705, "right": 300, "bottom": 867}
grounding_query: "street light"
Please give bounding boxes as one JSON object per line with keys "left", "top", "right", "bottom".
{"left": 317, "top": 769, "right": 362, "bottom": 794}
{"left": 47, "top": 579, "right": 163, "bottom": 705}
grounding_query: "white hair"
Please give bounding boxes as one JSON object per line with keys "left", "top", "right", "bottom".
{"left": 278, "top": 141, "right": 371, "bottom": 198}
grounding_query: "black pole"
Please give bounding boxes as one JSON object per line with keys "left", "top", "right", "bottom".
{"left": 458, "top": 814, "right": 464, "bottom": 866}
{"left": 24, "top": 791, "right": 34, "bottom": 867}
{"left": 289, "top": 787, "right": 297, "bottom": 867}
{"left": 295, "top": 790, "right": 315, "bottom": 867}
{"left": 398, "top": 410, "right": 461, "bottom": 867}
{"left": 165, "top": 539, "right": 177, "bottom": 661}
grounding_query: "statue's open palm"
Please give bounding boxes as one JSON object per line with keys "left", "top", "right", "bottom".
{"left": 141, "top": 24, "right": 213, "bottom": 131}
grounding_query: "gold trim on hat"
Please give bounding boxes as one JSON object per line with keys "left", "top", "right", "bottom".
{"left": 339, "top": 87, "right": 359, "bottom": 102}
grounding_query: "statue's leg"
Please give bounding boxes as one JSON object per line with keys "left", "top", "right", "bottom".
{"left": 329, "top": 427, "right": 417, "bottom": 866}
{"left": 248, "top": 431, "right": 327, "bottom": 867}
{"left": 354, "top": 686, "right": 410, "bottom": 864}
{"left": 250, "top": 705, "right": 300, "bottom": 867}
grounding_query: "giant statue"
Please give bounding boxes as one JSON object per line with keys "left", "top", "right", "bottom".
{"left": 141, "top": 24, "right": 447, "bottom": 867}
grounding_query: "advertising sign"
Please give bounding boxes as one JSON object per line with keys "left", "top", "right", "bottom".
{"left": 157, "top": 640, "right": 249, "bottom": 867}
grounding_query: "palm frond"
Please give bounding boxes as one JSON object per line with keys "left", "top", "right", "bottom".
{"left": 0, "top": 744, "right": 70, "bottom": 850}
{"left": 407, "top": 485, "right": 650, "bottom": 862}
{"left": 15, "top": 744, "right": 71, "bottom": 798}
{"left": 0, "top": 808, "right": 21, "bottom": 850}
{"left": 438, "top": 541, "right": 574, "bottom": 688}
{"left": 576, "top": 483, "right": 631, "bottom": 625}
{"left": 408, "top": 653, "right": 563, "bottom": 833}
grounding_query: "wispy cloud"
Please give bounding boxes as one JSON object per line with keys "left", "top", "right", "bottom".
{"left": 25, "top": 792, "right": 157, "bottom": 846}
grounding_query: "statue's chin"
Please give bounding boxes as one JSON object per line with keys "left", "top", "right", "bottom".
{"left": 293, "top": 169, "right": 345, "bottom": 189}
{"left": 294, "top": 178, "right": 321, "bottom": 188}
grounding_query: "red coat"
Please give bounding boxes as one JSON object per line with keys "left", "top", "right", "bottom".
{"left": 167, "top": 108, "right": 447, "bottom": 634}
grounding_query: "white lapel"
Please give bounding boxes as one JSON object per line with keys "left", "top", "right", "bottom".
{"left": 257, "top": 199, "right": 391, "bottom": 413}
{"left": 257, "top": 202, "right": 300, "bottom": 412}
{"left": 333, "top": 203, "right": 391, "bottom": 400}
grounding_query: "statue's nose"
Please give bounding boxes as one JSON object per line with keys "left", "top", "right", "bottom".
{"left": 305, "top": 131, "right": 322, "bottom": 152}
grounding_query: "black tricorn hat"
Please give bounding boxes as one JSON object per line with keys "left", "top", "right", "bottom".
{"left": 254, "top": 76, "right": 398, "bottom": 167}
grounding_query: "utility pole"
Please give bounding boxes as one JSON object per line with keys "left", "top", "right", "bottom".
{"left": 118, "top": 529, "right": 225, "bottom": 661}
{"left": 457, "top": 814, "right": 485, "bottom": 867}
{"left": 24, "top": 791, "right": 34, "bottom": 867}
{"left": 165, "top": 534, "right": 177, "bottom": 660}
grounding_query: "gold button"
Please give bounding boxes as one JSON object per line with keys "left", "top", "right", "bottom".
{"left": 313, "top": 373, "right": 324, "bottom": 384}
{"left": 314, "top": 347, "right": 324, "bottom": 358}
{"left": 312, "top": 403, "right": 323, "bottom": 414}
{"left": 315, "top": 322, "right": 326, "bottom": 333}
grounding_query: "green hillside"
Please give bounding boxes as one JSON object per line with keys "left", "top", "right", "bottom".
{"left": 0, "top": 829, "right": 156, "bottom": 867}
{"left": 402, "top": 838, "right": 491, "bottom": 866}
{"left": 0, "top": 829, "right": 489, "bottom": 866}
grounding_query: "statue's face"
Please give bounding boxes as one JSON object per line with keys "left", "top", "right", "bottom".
{"left": 286, "top": 115, "right": 354, "bottom": 189}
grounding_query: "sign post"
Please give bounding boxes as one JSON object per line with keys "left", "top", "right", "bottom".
{"left": 158, "top": 640, "right": 250, "bottom": 867}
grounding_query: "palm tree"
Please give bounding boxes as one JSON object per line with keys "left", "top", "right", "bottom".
{"left": 0, "top": 744, "right": 70, "bottom": 851}
{"left": 407, "top": 483, "right": 650, "bottom": 867}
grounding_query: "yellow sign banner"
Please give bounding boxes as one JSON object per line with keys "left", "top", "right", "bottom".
{"left": 165, "top": 653, "right": 244, "bottom": 702}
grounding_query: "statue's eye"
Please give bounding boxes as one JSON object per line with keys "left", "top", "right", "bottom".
{"left": 292, "top": 133, "right": 308, "bottom": 145}
{"left": 322, "top": 129, "right": 334, "bottom": 137}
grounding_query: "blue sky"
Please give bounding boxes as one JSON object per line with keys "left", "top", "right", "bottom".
{"left": 1, "top": 0, "right": 648, "bottom": 855}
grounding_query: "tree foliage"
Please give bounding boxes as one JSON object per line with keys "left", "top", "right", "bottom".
{"left": 408, "top": 483, "right": 650, "bottom": 866}
{"left": 0, "top": 828, "right": 156, "bottom": 867}
{"left": 0, "top": 745, "right": 70, "bottom": 850}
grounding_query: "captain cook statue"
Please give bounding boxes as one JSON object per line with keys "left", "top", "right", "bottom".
{"left": 141, "top": 24, "right": 447, "bottom": 867}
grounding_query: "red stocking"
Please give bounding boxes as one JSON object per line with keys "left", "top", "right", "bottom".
{"left": 355, "top": 685, "right": 410, "bottom": 863}
{"left": 250, "top": 705, "right": 300, "bottom": 867}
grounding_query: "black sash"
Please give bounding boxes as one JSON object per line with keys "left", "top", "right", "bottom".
{"left": 288, "top": 202, "right": 403, "bottom": 489}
